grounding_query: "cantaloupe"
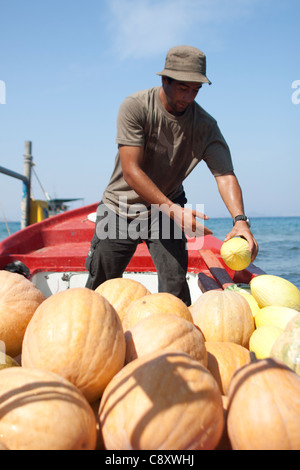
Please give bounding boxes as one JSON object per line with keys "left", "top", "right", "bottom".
{"left": 22, "top": 288, "right": 125, "bottom": 402}
{"left": 0, "top": 271, "right": 45, "bottom": 357}
{"left": 122, "top": 292, "right": 193, "bottom": 331}
{"left": 0, "top": 367, "right": 97, "bottom": 450}
{"left": 125, "top": 312, "right": 207, "bottom": 366}
{"left": 95, "top": 278, "right": 150, "bottom": 321}
{"left": 190, "top": 290, "right": 254, "bottom": 348}
{"left": 99, "top": 350, "right": 224, "bottom": 450}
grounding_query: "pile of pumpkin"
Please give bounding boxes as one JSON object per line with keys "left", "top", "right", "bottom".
{"left": 0, "top": 270, "right": 299, "bottom": 451}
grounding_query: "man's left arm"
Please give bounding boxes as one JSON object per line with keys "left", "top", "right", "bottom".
{"left": 215, "top": 172, "right": 259, "bottom": 261}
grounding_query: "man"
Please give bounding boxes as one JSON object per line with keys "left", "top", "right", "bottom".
{"left": 85, "top": 45, "right": 258, "bottom": 305}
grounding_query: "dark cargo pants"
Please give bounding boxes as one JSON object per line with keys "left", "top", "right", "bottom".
{"left": 85, "top": 198, "right": 191, "bottom": 306}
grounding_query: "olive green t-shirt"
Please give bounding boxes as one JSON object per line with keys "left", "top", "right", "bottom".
{"left": 102, "top": 86, "right": 233, "bottom": 218}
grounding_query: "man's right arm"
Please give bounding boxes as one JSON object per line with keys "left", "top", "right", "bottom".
{"left": 119, "top": 145, "right": 212, "bottom": 237}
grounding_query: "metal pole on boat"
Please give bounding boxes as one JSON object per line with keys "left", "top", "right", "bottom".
{"left": 21, "top": 141, "right": 33, "bottom": 229}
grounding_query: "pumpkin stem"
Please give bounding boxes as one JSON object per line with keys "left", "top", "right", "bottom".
{"left": 250, "top": 351, "right": 258, "bottom": 363}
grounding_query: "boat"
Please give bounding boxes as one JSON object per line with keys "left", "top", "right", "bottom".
{"left": 0, "top": 202, "right": 264, "bottom": 303}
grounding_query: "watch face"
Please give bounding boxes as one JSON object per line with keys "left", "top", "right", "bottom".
{"left": 233, "top": 216, "right": 251, "bottom": 227}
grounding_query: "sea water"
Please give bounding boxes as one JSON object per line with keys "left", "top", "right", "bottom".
{"left": 0, "top": 222, "right": 21, "bottom": 241}
{"left": 208, "top": 216, "right": 300, "bottom": 289}
{"left": 0, "top": 217, "right": 299, "bottom": 289}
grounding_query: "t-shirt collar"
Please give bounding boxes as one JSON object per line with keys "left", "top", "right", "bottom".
{"left": 155, "top": 87, "right": 193, "bottom": 122}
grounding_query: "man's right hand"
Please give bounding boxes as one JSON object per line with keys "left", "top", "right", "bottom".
{"left": 168, "top": 205, "right": 213, "bottom": 238}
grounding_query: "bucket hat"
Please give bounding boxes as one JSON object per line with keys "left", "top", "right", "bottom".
{"left": 156, "top": 45, "right": 211, "bottom": 85}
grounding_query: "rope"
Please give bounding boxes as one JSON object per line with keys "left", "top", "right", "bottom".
{"left": 0, "top": 201, "right": 11, "bottom": 236}
{"left": 32, "top": 167, "right": 51, "bottom": 201}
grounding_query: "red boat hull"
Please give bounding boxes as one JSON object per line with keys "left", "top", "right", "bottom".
{"left": 0, "top": 202, "right": 264, "bottom": 294}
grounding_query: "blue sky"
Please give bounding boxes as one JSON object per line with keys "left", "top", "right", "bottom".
{"left": 0, "top": 0, "right": 299, "bottom": 221}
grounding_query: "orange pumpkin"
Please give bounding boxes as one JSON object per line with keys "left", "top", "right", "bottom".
{"left": 0, "top": 367, "right": 97, "bottom": 450}
{"left": 95, "top": 278, "right": 150, "bottom": 321}
{"left": 0, "top": 271, "right": 45, "bottom": 357}
{"left": 125, "top": 312, "right": 207, "bottom": 366}
{"left": 227, "top": 357, "right": 300, "bottom": 450}
{"left": 190, "top": 291, "right": 254, "bottom": 348}
{"left": 99, "top": 350, "right": 224, "bottom": 450}
{"left": 90, "top": 399, "right": 105, "bottom": 450}
{"left": 205, "top": 341, "right": 251, "bottom": 395}
{"left": 22, "top": 288, "right": 125, "bottom": 402}
{"left": 122, "top": 292, "right": 193, "bottom": 331}
{"left": 215, "top": 395, "right": 232, "bottom": 451}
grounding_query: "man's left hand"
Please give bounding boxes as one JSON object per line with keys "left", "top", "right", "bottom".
{"left": 224, "top": 221, "right": 259, "bottom": 262}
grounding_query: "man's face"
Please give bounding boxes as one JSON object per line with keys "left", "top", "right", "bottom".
{"left": 162, "top": 78, "right": 202, "bottom": 115}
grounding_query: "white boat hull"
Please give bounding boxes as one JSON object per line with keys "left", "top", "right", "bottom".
{"left": 31, "top": 270, "right": 202, "bottom": 304}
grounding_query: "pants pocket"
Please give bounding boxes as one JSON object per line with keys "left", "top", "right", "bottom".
{"left": 85, "top": 238, "right": 99, "bottom": 274}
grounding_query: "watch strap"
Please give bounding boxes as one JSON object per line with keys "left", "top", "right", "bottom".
{"left": 233, "top": 215, "right": 250, "bottom": 227}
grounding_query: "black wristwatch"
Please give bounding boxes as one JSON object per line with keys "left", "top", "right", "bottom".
{"left": 233, "top": 215, "right": 251, "bottom": 227}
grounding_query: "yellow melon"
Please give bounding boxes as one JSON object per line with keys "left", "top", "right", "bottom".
{"left": 221, "top": 237, "right": 251, "bottom": 271}
{"left": 249, "top": 325, "right": 283, "bottom": 359}
{"left": 250, "top": 275, "right": 300, "bottom": 311}
{"left": 0, "top": 351, "right": 20, "bottom": 370}
{"left": 255, "top": 306, "right": 299, "bottom": 330}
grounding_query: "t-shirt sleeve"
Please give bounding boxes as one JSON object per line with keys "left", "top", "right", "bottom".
{"left": 202, "top": 123, "right": 234, "bottom": 176}
{"left": 116, "top": 96, "right": 145, "bottom": 147}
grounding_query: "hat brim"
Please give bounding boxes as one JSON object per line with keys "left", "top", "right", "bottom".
{"left": 156, "top": 69, "right": 212, "bottom": 85}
